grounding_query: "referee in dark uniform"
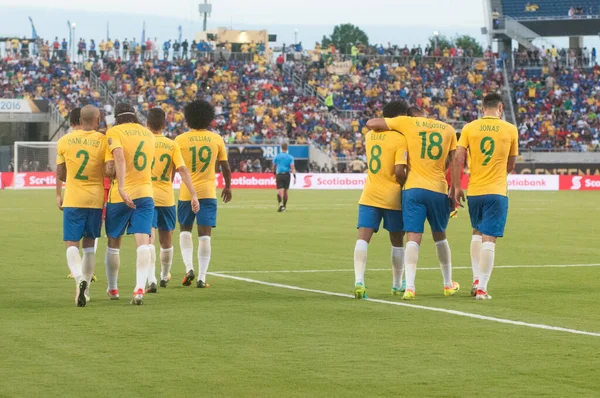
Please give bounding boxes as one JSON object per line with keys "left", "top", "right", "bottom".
{"left": 272, "top": 143, "right": 296, "bottom": 212}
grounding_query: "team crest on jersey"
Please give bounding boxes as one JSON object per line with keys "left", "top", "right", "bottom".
{"left": 108, "top": 138, "right": 113, "bottom": 147}
{"left": 404, "top": 150, "right": 408, "bottom": 160}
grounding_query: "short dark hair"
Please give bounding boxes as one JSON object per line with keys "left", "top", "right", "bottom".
{"left": 147, "top": 108, "right": 166, "bottom": 131}
{"left": 382, "top": 100, "right": 409, "bottom": 118}
{"left": 69, "top": 108, "right": 81, "bottom": 127}
{"left": 184, "top": 100, "right": 215, "bottom": 130}
{"left": 114, "top": 103, "right": 140, "bottom": 126}
{"left": 408, "top": 106, "right": 424, "bottom": 117}
{"left": 483, "top": 93, "right": 503, "bottom": 109}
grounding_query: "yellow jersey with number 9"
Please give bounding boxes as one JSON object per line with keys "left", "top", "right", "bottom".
{"left": 359, "top": 130, "right": 407, "bottom": 210}
{"left": 458, "top": 116, "right": 519, "bottom": 196}
{"left": 175, "top": 129, "right": 228, "bottom": 200}
{"left": 152, "top": 135, "right": 185, "bottom": 207}
{"left": 105, "top": 123, "right": 155, "bottom": 203}
{"left": 385, "top": 116, "right": 456, "bottom": 194}
{"left": 56, "top": 130, "right": 107, "bottom": 209}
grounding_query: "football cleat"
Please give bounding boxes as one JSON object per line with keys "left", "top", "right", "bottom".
{"left": 475, "top": 289, "right": 492, "bottom": 300}
{"left": 444, "top": 281, "right": 461, "bottom": 296}
{"left": 196, "top": 280, "right": 210, "bottom": 289}
{"left": 91, "top": 273, "right": 97, "bottom": 283}
{"left": 402, "top": 289, "right": 416, "bottom": 300}
{"left": 107, "top": 289, "right": 120, "bottom": 300}
{"left": 76, "top": 280, "right": 88, "bottom": 307}
{"left": 354, "top": 283, "right": 366, "bottom": 299}
{"left": 182, "top": 270, "right": 195, "bottom": 286}
{"left": 277, "top": 204, "right": 283, "bottom": 213}
{"left": 391, "top": 286, "right": 403, "bottom": 296}
{"left": 450, "top": 209, "right": 459, "bottom": 219}
{"left": 146, "top": 283, "right": 158, "bottom": 294}
{"left": 159, "top": 279, "right": 168, "bottom": 288}
{"left": 67, "top": 273, "right": 74, "bottom": 279}
{"left": 471, "top": 280, "right": 479, "bottom": 297}
{"left": 168, "top": 273, "right": 172, "bottom": 281}
{"left": 282, "top": 206, "right": 287, "bottom": 212}
{"left": 131, "top": 289, "right": 144, "bottom": 305}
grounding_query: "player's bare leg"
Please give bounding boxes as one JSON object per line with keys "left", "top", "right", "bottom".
{"left": 106, "top": 237, "right": 122, "bottom": 300}
{"left": 179, "top": 224, "right": 195, "bottom": 286}
{"left": 476, "top": 234, "right": 496, "bottom": 300}
{"left": 158, "top": 230, "right": 174, "bottom": 288}
{"left": 402, "top": 232, "right": 422, "bottom": 300}
{"left": 81, "top": 237, "right": 96, "bottom": 303}
{"left": 470, "top": 229, "right": 483, "bottom": 296}
{"left": 277, "top": 188, "right": 284, "bottom": 212}
{"left": 65, "top": 241, "right": 86, "bottom": 307}
{"left": 432, "top": 231, "right": 460, "bottom": 296}
{"left": 146, "top": 229, "right": 159, "bottom": 293}
{"left": 196, "top": 225, "right": 212, "bottom": 288}
{"left": 353, "top": 228, "right": 374, "bottom": 299}
{"left": 132, "top": 233, "right": 152, "bottom": 305}
{"left": 389, "top": 232, "right": 405, "bottom": 295}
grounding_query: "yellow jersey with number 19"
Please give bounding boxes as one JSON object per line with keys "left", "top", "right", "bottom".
{"left": 358, "top": 130, "right": 408, "bottom": 210}
{"left": 175, "top": 129, "right": 228, "bottom": 200}
{"left": 458, "top": 116, "right": 519, "bottom": 196}
{"left": 105, "top": 123, "right": 155, "bottom": 203}
{"left": 152, "top": 135, "right": 185, "bottom": 207}
{"left": 385, "top": 116, "right": 457, "bottom": 194}
{"left": 56, "top": 130, "right": 107, "bottom": 209}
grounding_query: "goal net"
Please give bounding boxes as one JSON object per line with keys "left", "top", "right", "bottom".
{"left": 12, "top": 141, "right": 58, "bottom": 188}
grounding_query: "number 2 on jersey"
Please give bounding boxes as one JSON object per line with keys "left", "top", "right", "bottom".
{"left": 190, "top": 146, "right": 212, "bottom": 172}
{"left": 74, "top": 150, "right": 89, "bottom": 180}
{"left": 480, "top": 136, "right": 495, "bottom": 165}
{"left": 369, "top": 145, "right": 382, "bottom": 174}
{"left": 151, "top": 154, "right": 172, "bottom": 181}
{"left": 419, "top": 132, "right": 443, "bottom": 160}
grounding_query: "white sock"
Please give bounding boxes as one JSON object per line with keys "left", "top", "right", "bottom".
{"left": 160, "top": 247, "right": 174, "bottom": 281}
{"left": 391, "top": 246, "right": 404, "bottom": 288}
{"left": 135, "top": 245, "right": 151, "bottom": 292}
{"left": 94, "top": 238, "right": 99, "bottom": 254}
{"left": 66, "top": 246, "right": 83, "bottom": 283}
{"left": 435, "top": 239, "right": 453, "bottom": 288}
{"left": 105, "top": 248, "right": 120, "bottom": 291}
{"left": 471, "top": 235, "right": 482, "bottom": 283}
{"left": 404, "top": 241, "right": 419, "bottom": 291}
{"left": 82, "top": 247, "right": 96, "bottom": 285}
{"left": 179, "top": 232, "right": 194, "bottom": 273}
{"left": 478, "top": 242, "right": 496, "bottom": 292}
{"left": 198, "top": 236, "right": 211, "bottom": 282}
{"left": 353, "top": 239, "right": 368, "bottom": 284}
{"left": 147, "top": 245, "right": 157, "bottom": 285}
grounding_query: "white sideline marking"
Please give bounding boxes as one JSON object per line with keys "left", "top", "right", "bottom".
{"left": 212, "top": 263, "right": 600, "bottom": 274}
{"left": 210, "top": 273, "right": 600, "bottom": 338}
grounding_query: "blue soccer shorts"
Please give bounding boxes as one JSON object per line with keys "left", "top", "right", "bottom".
{"left": 106, "top": 197, "right": 154, "bottom": 238}
{"left": 178, "top": 199, "right": 217, "bottom": 228}
{"left": 467, "top": 194, "right": 509, "bottom": 238}
{"left": 402, "top": 188, "right": 451, "bottom": 233}
{"left": 63, "top": 208, "right": 103, "bottom": 242}
{"left": 357, "top": 204, "right": 403, "bottom": 233}
{"left": 153, "top": 206, "right": 177, "bottom": 231}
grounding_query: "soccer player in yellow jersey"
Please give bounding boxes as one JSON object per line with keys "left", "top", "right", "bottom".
{"left": 56, "top": 105, "right": 107, "bottom": 307}
{"left": 367, "top": 107, "right": 460, "bottom": 300}
{"left": 104, "top": 104, "right": 155, "bottom": 305}
{"left": 175, "top": 100, "right": 232, "bottom": 288}
{"left": 451, "top": 94, "right": 519, "bottom": 300}
{"left": 145, "top": 108, "right": 199, "bottom": 292}
{"left": 353, "top": 101, "right": 408, "bottom": 299}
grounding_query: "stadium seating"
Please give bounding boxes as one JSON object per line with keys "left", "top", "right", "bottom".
{"left": 503, "top": 0, "right": 598, "bottom": 19}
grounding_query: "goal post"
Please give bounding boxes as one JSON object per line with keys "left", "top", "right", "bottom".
{"left": 13, "top": 141, "right": 58, "bottom": 189}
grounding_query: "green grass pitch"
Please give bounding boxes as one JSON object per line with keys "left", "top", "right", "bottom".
{"left": 1, "top": 189, "right": 599, "bottom": 397}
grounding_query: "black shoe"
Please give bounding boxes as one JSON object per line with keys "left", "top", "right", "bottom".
{"left": 77, "top": 280, "right": 88, "bottom": 307}
{"left": 277, "top": 204, "right": 283, "bottom": 212}
{"left": 159, "top": 279, "right": 168, "bottom": 288}
{"left": 197, "top": 280, "right": 210, "bottom": 288}
{"left": 182, "top": 270, "right": 195, "bottom": 286}
{"left": 146, "top": 283, "right": 158, "bottom": 293}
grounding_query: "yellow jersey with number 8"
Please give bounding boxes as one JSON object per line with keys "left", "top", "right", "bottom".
{"left": 385, "top": 116, "right": 456, "bottom": 194}
{"left": 56, "top": 130, "right": 107, "bottom": 209}
{"left": 458, "top": 116, "right": 519, "bottom": 197}
{"left": 152, "top": 135, "right": 185, "bottom": 207}
{"left": 105, "top": 123, "right": 155, "bottom": 203}
{"left": 175, "top": 129, "right": 228, "bottom": 200}
{"left": 359, "top": 130, "right": 408, "bottom": 210}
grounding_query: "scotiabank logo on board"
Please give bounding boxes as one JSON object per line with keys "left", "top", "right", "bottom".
{"left": 560, "top": 175, "right": 600, "bottom": 190}
{"left": 294, "top": 173, "right": 366, "bottom": 190}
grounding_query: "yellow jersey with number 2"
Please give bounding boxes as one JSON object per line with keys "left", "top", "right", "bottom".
{"left": 56, "top": 130, "right": 107, "bottom": 209}
{"left": 105, "top": 123, "right": 155, "bottom": 203}
{"left": 385, "top": 116, "right": 457, "bottom": 194}
{"left": 458, "top": 116, "right": 519, "bottom": 197}
{"left": 175, "top": 129, "right": 228, "bottom": 201}
{"left": 359, "top": 130, "right": 408, "bottom": 210}
{"left": 152, "top": 135, "right": 185, "bottom": 207}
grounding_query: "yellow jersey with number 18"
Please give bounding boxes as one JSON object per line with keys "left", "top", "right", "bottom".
{"left": 458, "top": 116, "right": 519, "bottom": 197}
{"left": 175, "top": 129, "right": 228, "bottom": 200}
{"left": 152, "top": 135, "right": 185, "bottom": 207}
{"left": 385, "top": 116, "right": 457, "bottom": 194}
{"left": 56, "top": 130, "right": 107, "bottom": 209}
{"left": 358, "top": 130, "right": 408, "bottom": 210}
{"left": 105, "top": 123, "right": 155, "bottom": 203}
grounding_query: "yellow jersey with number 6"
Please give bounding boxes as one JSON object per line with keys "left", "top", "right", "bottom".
{"left": 152, "top": 135, "right": 185, "bottom": 207}
{"left": 458, "top": 116, "right": 519, "bottom": 196}
{"left": 385, "top": 116, "right": 456, "bottom": 194}
{"left": 175, "top": 129, "right": 228, "bottom": 200}
{"left": 359, "top": 130, "right": 408, "bottom": 210}
{"left": 56, "top": 130, "right": 107, "bottom": 209}
{"left": 105, "top": 123, "right": 155, "bottom": 203}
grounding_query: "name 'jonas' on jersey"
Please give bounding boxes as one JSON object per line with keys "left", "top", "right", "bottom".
{"left": 479, "top": 125, "right": 500, "bottom": 132}
{"left": 67, "top": 137, "right": 102, "bottom": 147}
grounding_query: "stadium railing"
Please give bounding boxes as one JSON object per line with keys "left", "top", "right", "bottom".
{"left": 511, "top": 14, "right": 600, "bottom": 21}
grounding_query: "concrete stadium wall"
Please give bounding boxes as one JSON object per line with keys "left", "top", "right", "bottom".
{"left": 519, "top": 152, "right": 600, "bottom": 163}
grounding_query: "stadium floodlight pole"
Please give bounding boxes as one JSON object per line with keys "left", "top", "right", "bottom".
{"left": 71, "top": 22, "right": 77, "bottom": 61}
{"left": 294, "top": 29, "right": 299, "bottom": 45}
{"left": 433, "top": 31, "right": 439, "bottom": 50}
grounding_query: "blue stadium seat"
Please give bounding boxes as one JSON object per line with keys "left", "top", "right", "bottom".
{"left": 503, "top": 0, "right": 597, "bottom": 19}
